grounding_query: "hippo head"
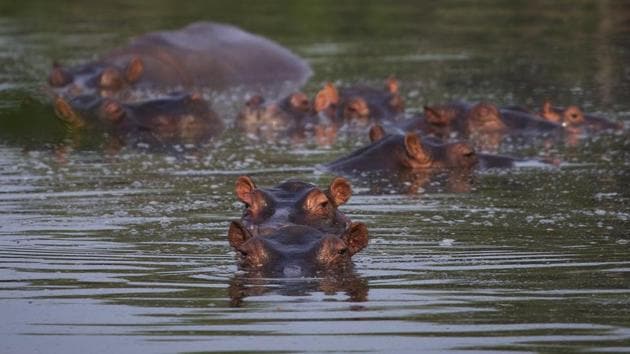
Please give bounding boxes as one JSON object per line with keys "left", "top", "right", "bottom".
{"left": 466, "top": 102, "right": 506, "bottom": 135}
{"left": 236, "top": 92, "right": 309, "bottom": 138}
{"left": 368, "top": 125, "right": 475, "bottom": 170}
{"left": 342, "top": 97, "right": 371, "bottom": 125}
{"left": 423, "top": 105, "right": 454, "bottom": 127}
{"left": 48, "top": 56, "right": 145, "bottom": 96}
{"left": 228, "top": 221, "right": 368, "bottom": 276}
{"left": 365, "top": 126, "right": 434, "bottom": 170}
{"left": 235, "top": 176, "right": 352, "bottom": 237}
{"left": 444, "top": 142, "right": 478, "bottom": 169}
{"left": 100, "top": 93, "right": 219, "bottom": 142}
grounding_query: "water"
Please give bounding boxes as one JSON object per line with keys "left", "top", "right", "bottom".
{"left": 1, "top": 1, "right": 630, "bottom": 353}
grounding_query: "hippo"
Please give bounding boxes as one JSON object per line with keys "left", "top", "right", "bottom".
{"left": 53, "top": 92, "right": 224, "bottom": 144}
{"left": 227, "top": 221, "right": 368, "bottom": 278}
{"left": 315, "top": 78, "right": 404, "bottom": 128}
{"left": 235, "top": 92, "right": 312, "bottom": 140}
{"left": 48, "top": 22, "right": 312, "bottom": 97}
{"left": 538, "top": 100, "right": 623, "bottom": 132}
{"left": 325, "top": 126, "right": 480, "bottom": 175}
{"left": 234, "top": 176, "right": 353, "bottom": 237}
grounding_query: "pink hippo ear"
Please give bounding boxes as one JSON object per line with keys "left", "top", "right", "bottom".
{"left": 403, "top": 132, "right": 423, "bottom": 158}
{"left": 314, "top": 82, "right": 339, "bottom": 112}
{"left": 341, "top": 222, "right": 369, "bottom": 256}
{"left": 327, "top": 177, "right": 352, "bottom": 207}
{"left": 125, "top": 56, "right": 144, "bottom": 83}
{"left": 53, "top": 96, "right": 85, "bottom": 129}
{"left": 227, "top": 221, "right": 253, "bottom": 250}
{"left": 368, "top": 124, "right": 386, "bottom": 142}
{"left": 235, "top": 176, "right": 257, "bottom": 206}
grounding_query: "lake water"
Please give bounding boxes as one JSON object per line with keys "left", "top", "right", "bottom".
{"left": 1, "top": 1, "right": 629, "bottom": 353}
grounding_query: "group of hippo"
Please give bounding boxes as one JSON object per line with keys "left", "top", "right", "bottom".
{"left": 47, "top": 22, "right": 624, "bottom": 278}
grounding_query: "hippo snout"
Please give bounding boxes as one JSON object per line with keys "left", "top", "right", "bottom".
{"left": 282, "top": 264, "right": 304, "bottom": 277}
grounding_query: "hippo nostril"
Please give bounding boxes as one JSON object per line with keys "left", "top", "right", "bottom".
{"left": 338, "top": 248, "right": 348, "bottom": 255}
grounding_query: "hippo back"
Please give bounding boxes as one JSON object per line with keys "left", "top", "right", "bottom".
{"left": 109, "top": 22, "right": 312, "bottom": 90}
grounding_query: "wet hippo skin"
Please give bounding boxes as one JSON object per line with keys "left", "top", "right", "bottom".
{"left": 234, "top": 176, "right": 353, "bottom": 237}
{"left": 54, "top": 92, "right": 224, "bottom": 144}
{"left": 48, "top": 22, "right": 312, "bottom": 97}
{"left": 227, "top": 221, "right": 368, "bottom": 277}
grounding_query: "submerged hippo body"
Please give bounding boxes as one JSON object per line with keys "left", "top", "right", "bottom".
{"left": 49, "top": 22, "right": 312, "bottom": 97}
{"left": 54, "top": 92, "right": 224, "bottom": 144}
{"left": 234, "top": 176, "right": 353, "bottom": 237}
{"left": 228, "top": 221, "right": 368, "bottom": 277}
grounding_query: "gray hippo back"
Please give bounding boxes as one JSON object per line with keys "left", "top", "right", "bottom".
{"left": 49, "top": 22, "right": 312, "bottom": 96}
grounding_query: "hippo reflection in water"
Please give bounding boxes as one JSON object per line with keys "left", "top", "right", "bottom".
{"left": 234, "top": 176, "right": 353, "bottom": 237}
{"left": 228, "top": 266, "right": 368, "bottom": 307}
{"left": 53, "top": 92, "right": 224, "bottom": 145}
{"left": 228, "top": 221, "right": 368, "bottom": 278}
{"left": 48, "top": 22, "right": 312, "bottom": 97}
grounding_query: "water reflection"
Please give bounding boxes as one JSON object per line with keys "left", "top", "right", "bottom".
{"left": 228, "top": 269, "right": 368, "bottom": 307}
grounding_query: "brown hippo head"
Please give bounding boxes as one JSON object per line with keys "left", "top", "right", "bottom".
{"left": 342, "top": 97, "right": 371, "bottom": 124}
{"left": 228, "top": 221, "right": 368, "bottom": 277}
{"left": 236, "top": 92, "right": 310, "bottom": 138}
{"left": 466, "top": 102, "right": 506, "bottom": 135}
{"left": 235, "top": 176, "right": 353, "bottom": 237}
{"left": 48, "top": 56, "right": 145, "bottom": 97}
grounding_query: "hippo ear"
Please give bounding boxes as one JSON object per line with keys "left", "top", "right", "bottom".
{"left": 228, "top": 221, "right": 253, "bottom": 250}
{"left": 385, "top": 76, "right": 399, "bottom": 94}
{"left": 403, "top": 132, "right": 424, "bottom": 158}
{"left": 53, "top": 96, "right": 85, "bottom": 129}
{"left": 125, "top": 56, "right": 144, "bottom": 83}
{"left": 369, "top": 124, "right": 385, "bottom": 142}
{"left": 328, "top": 177, "right": 352, "bottom": 206}
{"left": 314, "top": 89, "right": 331, "bottom": 113}
{"left": 99, "top": 67, "right": 123, "bottom": 89}
{"left": 423, "top": 105, "right": 442, "bottom": 121}
{"left": 323, "top": 82, "right": 339, "bottom": 104}
{"left": 541, "top": 100, "right": 554, "bottom": 113}
{"left": 235, "top": 176, "right": 257, "bottom": 206}
{"left": 48, "top": 62, "right": 73, "bottom": 87}
{"left": 341, "top": 222, "right": 369, "bottom": 256}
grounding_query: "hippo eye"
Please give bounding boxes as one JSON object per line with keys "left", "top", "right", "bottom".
{"left": 338, "top": 248, "right": 348, "bottom": 255}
